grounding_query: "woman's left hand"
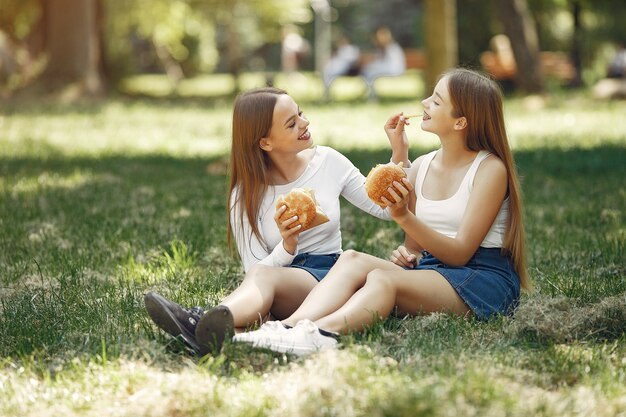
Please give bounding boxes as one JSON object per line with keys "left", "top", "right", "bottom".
{"left": 380, "top": 177, "right": 413, "bottom": 219}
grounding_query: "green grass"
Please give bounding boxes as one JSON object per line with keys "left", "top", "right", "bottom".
{"left": 0, "top": 83, "right": 625, "bottom": 416}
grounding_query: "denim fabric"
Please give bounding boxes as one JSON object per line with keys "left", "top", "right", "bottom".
{"left": 415, "top": 247, "right": 521, "bottom": 320}
{"left": 288, "top": 253, "right": 341, "bottom": 282}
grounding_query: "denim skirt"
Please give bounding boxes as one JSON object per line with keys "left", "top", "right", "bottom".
{"left": 288, "top": 253, "right": 341, "bottom": 282}
{"left": 414, "top": 247, "right": 521, "bottom": 320}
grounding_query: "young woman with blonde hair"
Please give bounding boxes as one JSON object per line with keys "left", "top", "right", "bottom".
{"left": 144, "top": 87, "right": 390, "bottom": 355}
{"left": 235, "top": 68, "right": 530, "bottom": 355}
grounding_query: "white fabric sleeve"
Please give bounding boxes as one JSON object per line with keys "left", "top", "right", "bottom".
{"left": 332, "top": 151, "right": 392, "bottom": 220}
{"left": 230, "top": 193, "right": 297, "bottom": 273}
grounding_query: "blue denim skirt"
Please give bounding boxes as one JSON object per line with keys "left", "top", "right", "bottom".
{"left": 415, "top": 247, "right": 521, "bottom": 320}
{"left": 288, "top": 253, "right": 341, "bottom": 282}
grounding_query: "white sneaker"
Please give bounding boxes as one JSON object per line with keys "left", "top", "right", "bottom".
{"left": 232, "top": 320, "right": 289, "bottom": 344}
{"left": 241, "top": 319, "right": 339, "bottom": 356}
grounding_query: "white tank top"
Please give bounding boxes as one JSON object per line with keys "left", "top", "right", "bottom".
{"left": 414, "top": 150, "right": 509, "bottom": 248}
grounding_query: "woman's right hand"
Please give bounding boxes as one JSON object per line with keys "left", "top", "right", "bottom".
{"left": 380, "top": 177, "right": 414, "bottom": 221}
{"left": 384, "top": 112, "right": 410, "bottom": 165}
{"left": 389, "top": 245, "right": 419, "bottom": 268}
{"left": 274, "top": 205, "right": 303, "bottom": 255}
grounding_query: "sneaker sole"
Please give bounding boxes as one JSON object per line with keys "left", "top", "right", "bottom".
{"left": 144, "top": 292, "right": 199, "bottom": 352}
{"left": 251, "top": 339, "right": 337, "bottom": 356}
{"left": 195, "top": 306, "right": 234, "bottom": 356}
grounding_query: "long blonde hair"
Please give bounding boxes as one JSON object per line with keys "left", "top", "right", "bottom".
{"left": 444, "top": 68, "right": 530, "bottom": 290}
{"left": 227, "top": 87, "right": 287, "bottom": 254}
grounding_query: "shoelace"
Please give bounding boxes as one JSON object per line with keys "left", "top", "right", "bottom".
{"left": 296, "top": 319, "right": 339, "bottom": 339}
{"left": 261, "top": 321, "right": 286, "bottom": 331}
{"left": 296, "top": 319, "right": 318, "bottom": 334}
{"left": 187, "top": 306, "right": 204, "bottom": 326}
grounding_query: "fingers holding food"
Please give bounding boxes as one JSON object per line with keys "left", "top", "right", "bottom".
{"left": 275, "top": 188, "right": 329, "bottom": 231}
{"left": 364, "top": 162, "right": 408, "bottom": 206}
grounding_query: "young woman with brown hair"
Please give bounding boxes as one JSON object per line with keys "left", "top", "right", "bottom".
{"left": 235, "top": 68, "right": 530, "bottom": 356}
{"left": 144, "top": 87, "right": 390, "bottom": 356}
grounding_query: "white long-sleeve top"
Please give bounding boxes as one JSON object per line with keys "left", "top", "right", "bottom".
{"left": 230, "top": 146, "right": 391, "bottom": 272}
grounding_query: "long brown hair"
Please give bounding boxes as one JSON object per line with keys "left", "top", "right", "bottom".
{"left": 443, "top": 68, "right": 530, "bottom": 290}
{"left": 227, "top": 87, "right": 287, "bottom": 254}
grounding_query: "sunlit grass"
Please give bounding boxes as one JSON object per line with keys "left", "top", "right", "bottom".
{"left": 1, "top": 101, "right": 233, "bottom": 156}
{"left": 2, "top": 86, "right": 624, "bottom": 159}
{"left": 0, "top": 82, "right": 625, "bottom": 416}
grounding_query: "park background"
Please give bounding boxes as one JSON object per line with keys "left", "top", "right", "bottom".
{"left": 0, "top": 0, "right": 625, "bottom": 416}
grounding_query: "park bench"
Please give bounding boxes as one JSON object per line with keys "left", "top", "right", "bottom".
{"left": 479, "top": 50, "right": 576, "bottom": 83}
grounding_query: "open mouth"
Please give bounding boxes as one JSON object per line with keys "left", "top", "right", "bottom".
{"left": 298, "top": 130, "right": 311, "bottom": 141}
{"left": 422, "top": 112, "right": 431, "bottom": 121}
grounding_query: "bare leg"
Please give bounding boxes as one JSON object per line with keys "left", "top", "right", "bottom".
{"left": 315, "top": 268, "right": 471, "bottom": 334}
{"left": 283, "top": 250, "right": 401, "bottom": 326}
{"left": 219, "top": 264, "right": 317, "bottom": 328}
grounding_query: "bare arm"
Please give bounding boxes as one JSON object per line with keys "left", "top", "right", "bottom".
{"left": 400, "top": 158, "right": 423, "bottom": 253}
{"left": 389, "top": 156, "right": 424, "bottom": 267}
{"left": 384, "top": 112, "right": 411, "bottom": 167}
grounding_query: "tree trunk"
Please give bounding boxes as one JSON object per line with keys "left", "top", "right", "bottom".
{"left": 423, "top": 0, "right": 458, "bottom": 92}
{"left": 569, "top": 0, "right": 584, "bottom": 87}
{"left": 39, "top": 0, "right": 105, "bottom": 96}
{"left": 225, "top": 20, "right": 241, "bottom": 94}
{"left": 494, "top": 0, "right": 544, "bottom": 93}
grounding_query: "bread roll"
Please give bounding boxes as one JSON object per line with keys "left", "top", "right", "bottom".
{"left": 364, "top": 162, "right": 407, "bottom": 206}
{"left": 276, "top": 188, "right": 328, "bottom": 231}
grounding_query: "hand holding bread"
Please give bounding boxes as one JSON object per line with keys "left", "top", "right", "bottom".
{"left": 364, "top": 162, "right": 409, "bottom": 207}
{"left": 275, "top": 188, "right": 329, "bottom": 231}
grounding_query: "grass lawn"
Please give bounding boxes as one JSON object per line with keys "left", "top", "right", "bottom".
{"left": 0, "top": 76, "right": 625, "bottom": 416}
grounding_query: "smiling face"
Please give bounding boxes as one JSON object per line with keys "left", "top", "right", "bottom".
{"left": 259, "top": 94, "right": 312, "bottom": 153}
{"left": 420, "top": 76, "right": 466, "bottom": 136}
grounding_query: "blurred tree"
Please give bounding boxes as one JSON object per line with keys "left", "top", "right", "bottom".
{"left": 327, "top": 0, "right": 422, "bottom": 50}
{"left": 0, "top": 0, "right": 44, "bottom": 91}
{"left": 192, "top": 0, "right": 311, "bottom": 89}
{"left": 423, "top": 0, "right": 457, "bottom": 91}
{"left": 568, "top": 0, "right": 583, "bottom": 86}
{"left": 0, "top": 0, "right": 106, "bottom": 97}
{"left": 457, "top": 0, "right": 497, "bottom": 67}
{"left": 494, "top": 0, "right": 544, "bottom": 93}
{"left": 529, "top": 0, "right": 626, "bottom": 84}
{"left": 105, "top": 0, "right": 217, "bottom": 83}
{"left": 36, "top": 0, "right": 106, "bottom": 96}
{"left": 0, "top": 0, "right": 41, "bottom": 45}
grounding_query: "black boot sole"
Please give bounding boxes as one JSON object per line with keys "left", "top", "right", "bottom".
{"left": 144, "top": 292, "right": 199, "bottom": 352}
{"left": 195, "top": 305, "right": 234, "bottom": 356}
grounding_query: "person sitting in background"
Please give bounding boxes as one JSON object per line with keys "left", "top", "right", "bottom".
{"left": 607, "top": 43, "right": 626, "bottom": 79}
{"left": 360, "top": 26, "right": 405, "bottom": 97}
{"left": 281, "top": 25, "right": 311, "bottom": 76}
{"left": 322, "top": 34, "right": 360, "bottom": 98}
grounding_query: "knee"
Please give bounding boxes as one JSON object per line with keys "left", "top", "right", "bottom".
{"left": 338, "top": 249, "right": 364, "bottom": 264}
{"left": 243, "top": 264, "right": 274, "bottom": 284}
{"left": 365, "top": 269, "right": 395, "bottom": 292}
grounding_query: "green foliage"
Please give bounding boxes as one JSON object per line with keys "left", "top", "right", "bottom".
{"left": 104, "top": 0, "right": 218, "bottom": 77}
{"left": 103, "top": 0, "right": 313, "bottom": 78}
{"left": 457, "top": 0, "right": 498, "bottom": 67}
{"left": 0, "top": 0, "right": 40, "bottom": 40}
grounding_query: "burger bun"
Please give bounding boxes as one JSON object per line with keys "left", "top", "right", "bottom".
{"left": 364, "top": 162, "right": 407, "bottom": 206}
{"left": 276, "top": 188, "right": 329, "bottom": 231}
